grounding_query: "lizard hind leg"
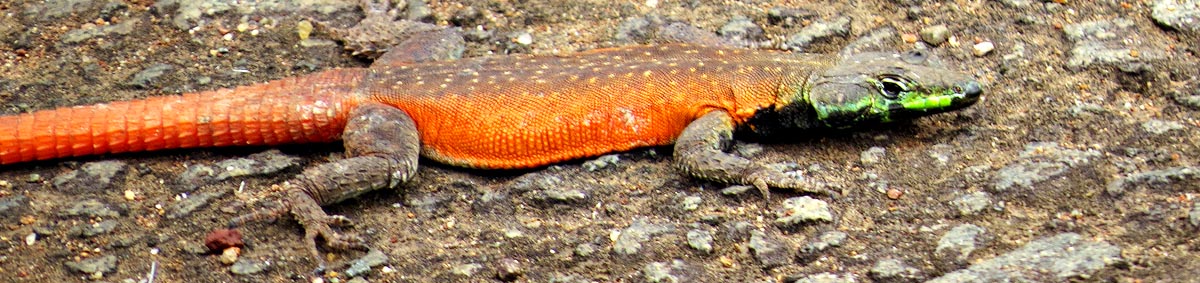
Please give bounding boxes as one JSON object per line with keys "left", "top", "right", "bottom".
{"left": 231, "top": 102, "right": 421, "bottom": 273}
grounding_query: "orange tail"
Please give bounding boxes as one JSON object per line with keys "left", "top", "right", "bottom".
{"left": 0, "top": 69, "right": 366, "bottom": 165}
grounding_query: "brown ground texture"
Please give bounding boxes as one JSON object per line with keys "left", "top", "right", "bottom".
{"left": 0, "top": 0, "right": 1198, "bottom": 282}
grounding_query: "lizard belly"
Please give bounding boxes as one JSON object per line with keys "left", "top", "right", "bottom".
{"left": 395, "top": 93, "right": 698, "bottom": 169}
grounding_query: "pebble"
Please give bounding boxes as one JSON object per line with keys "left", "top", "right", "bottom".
{"left": 972, "top": 41, "right": 994, "bottom": 57}
{"left": 61, "top": 18, "right": 139, "bottom": 44}
{"left": 574, "top": 243, "right": 597, "bottom": 257}
{"left": 718, "top": 16, "right": 766, "bottom": 43}
{"left": 869, "top": 258, "right": 925, "bottom": 282}
{"left": 786, "top": 272, "right": 857, "bottom": 283}
{"left": 582, "top": 154, "right": 620, "bottom": 171}
{"left": 775, "top": 196, "right": 834, "bottom": 227}
{"left": 950, "top": 192, "right": 993, "bottom": 216}
{"left": 992, "top": 142, "right": 1100, "bottom": 191}
{"left": 1141, "top": 119, "right": 1185, "bottom": 135}
{"left": 68, "top": 220, "right": 118, "bottom": 238}
{"left": 613, "top": 218, "right": 674, "bottom": 255}
{"left": 128, "top": 64, "right": 176, "bottom": 89}
{"left": 785, "top": 16, "right": 851, "bottom": 51}
{"left": 860, "top": 146, "right": 886, "bottom": 166}
{"left": 1189, "top": 202, "right": 1200, "bottom": 227}
{"left": 61, "top": 199, "right": 120, "bottom": 218}
{"left": 642, "top": 260, "right": 687, "bottom": 283}
{"left": 1064, "top": 18, "right": 1165, "bottom": 72}
{"left": 167, "top": 191, "right": 226, "bottom": 219}
{"left": 451, "top": 263, "right": 484, "bottom": 276}
{"left": 1106, "top": 166, "right": 1200, "bottom": 195}
{"left": 177, "top": 150, "right": 299, "bottom": 190}
{"left": 204, "top": 228, "right": 244, "bottom": 251}
{"left": 218, "top": 247, "right": 240, "bottom": 265}
{"left": 1151, "top": 0, "right": 1200, "bottom": 32}
{"left": 0, "top": 195, "right": 29, "bottom": 215}
{"left": 798, "top": 231, "right": 848, "bottom": 263}
{"left": 496, "top": 258, "right": 523, "bottom": 281}
{"left": 686, "top": 229, "right": 714, "bottom": 253}
{"left": 52, "top": 160, "right": 127, "bottom": 193}
{"left": 927, "top": 233, "right": 1122, "bottom": 282}
{"left": 748, "top": 230, "right": 790, "bottom": 268}
{"left": 230, "top": 259, "right": 270, "bottom": 275}
{"left": 680, "top": 195, "right": 702, "bottom": 211}
{"left": 936, "top": 224, "right": 987, "bottom": 263}
{"left": 920, "top": 24, "right": 951, "bottom": 46}
{"left": 64, "top": 255, "right": 118, "bottom": 276}
{"left": 767, "top": 7, "right": 816, "bottom": 28}
{"left": 346, "top": 249, "right": 389, "bottom": 277}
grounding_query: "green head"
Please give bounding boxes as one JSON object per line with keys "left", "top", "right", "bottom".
{"left": 806, "top": 50, "right": 981, "bottom": 128}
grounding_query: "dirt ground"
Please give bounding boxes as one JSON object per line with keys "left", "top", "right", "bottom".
{"left": 0, "top": 0, "right": 1197, "bottom": 282}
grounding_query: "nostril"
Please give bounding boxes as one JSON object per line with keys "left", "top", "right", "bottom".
{"left": 959, "top": 81, "right": 982, "bottom": 97}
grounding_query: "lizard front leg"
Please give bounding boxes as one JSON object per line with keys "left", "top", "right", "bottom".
{"left": 230, "top": 102, "right": 420, "bottom": 272}
{"left": 674, "top": 111, "right": 826, "bottom": 199}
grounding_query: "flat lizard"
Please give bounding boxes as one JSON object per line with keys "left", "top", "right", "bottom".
{"left": 0, "top": 40, "right": 981, "bottom": 271}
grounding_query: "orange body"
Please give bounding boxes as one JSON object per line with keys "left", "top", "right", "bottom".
{"left": 0, "top": 44, "right": 830, "bottom": 168}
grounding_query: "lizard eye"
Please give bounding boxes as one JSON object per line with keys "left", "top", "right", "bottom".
{"left": 878, "top": 75, "right": 909, "bottom": 99}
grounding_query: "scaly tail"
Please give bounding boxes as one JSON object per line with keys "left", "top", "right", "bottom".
{"left": 0, "top": 69, "right": 367, "bottom": 165}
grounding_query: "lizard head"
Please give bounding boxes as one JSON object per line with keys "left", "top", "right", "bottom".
{"left": 806, "top": 50, "right": 981, "bottom": 128}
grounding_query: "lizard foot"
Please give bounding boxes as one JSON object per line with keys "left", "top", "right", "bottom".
{"left": 231, "top": 187, "right": 370, "bottom": 274}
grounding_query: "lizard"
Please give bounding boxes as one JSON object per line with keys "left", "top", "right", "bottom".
{"left": 0, "top": 40, "right": 981, "bottom": 271}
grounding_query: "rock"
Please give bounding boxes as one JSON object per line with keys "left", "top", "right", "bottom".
{"left": 52, "top": 160, "right": 127, "bottom": 192}
{"left": 1190, "top": 202, "right": 1200, "bottom": 227}
{"left": 860, "top": 146, "right": 886, "bottom": 166}
{"left": 127, "top": 64, "right": 176, "bottom": 89}
{"left": 64, "top": 255, "right": 118, "bottom": 276}
{"left": 748, "top": 230, "right": 790, "bottom": 268}
{"left": 204, "top": 229, "right": 244, "bottom": 251}
{"left": 798, "top": 231, "right": 848, "bottom": 263}
{"left": 1151, "top": 0, "right": 1200, "bottom": 32}
{"left": 582, "top": 154, "right": 620, "bottom": 171}
{"left": 786, "top": 272, "right": 857, "bottom": 283}
{"left": 642, "top": 260, "right": 691, "bottom": 283}
{"left": 166, "top": 191, "right": 227, "bottom": 219}
{"left": 345, "top": 249, "right": 389, "bottom": 277}
{"left": 613, "top": 218, "right": 674, "bottom": 255}
{"left": 869, "top": 258, "right": 925, "bottom": 283}
{"left": 686, "top": 229, "right": 714, "bottom": 253}
{"left": 718, "top": 16, "right": 766, "bottom": 43}
{"left": 936, "top": 224, "right": 987, "bottom": 263}
{"left": 61, "top": 199, "right": 120, "bottom": 218}
{"left": 950, "top": 192, "right": 993, "bottom": 216}
{"left": 0, "top": 195, "right": 29, "bottom": 216}
{"left": 927, "top": 233, "right": 1123, "bottom": 282}
{"left": 1141, "top": 119, "right": 1185, "bottom": 134}
{"left": 1064, "top": 18, "right": 1166, "bottom": 72}
{"left": 153, "top": 0, "right": 357, "bottom": 30}
{"left": 511, "top": 171, "right": 589, "bottom": 205}
{"left": 495, "top": 258, "right": 523, "bottom": 281}
{"left": 775, "top": 196, "right": 834, "bottom": 227}
{"left": 972, "top": 41, "right": 995, "bottom": 57}
{"left": 680, "top": 195, "right": 703, "bottom": 211}
{"left": 785, "top": 16, "right": 851, "bottom": 51}
{"left": 1106, "top": 166, "right": 1200, "bottom": 195}
{"left": 992, "top": 142, "right": 1101, "bottom": 191}
{"left": 62, "top": 18, "right": 139, "bottom": 44}
{"left": 767, "top": 7, "right": 816, "bottom": 28}
{"left": 839, "top": 27, "right": 897, "bottom": 58}
{"left": 230, "top": 259, "right": 270, "bottom": 275}
{"left": 920, "top": 24, "right": 951, "bottom": 46}
{"left": 68, "top": 220, "right": 118, "bottom": 238}
{"left": 451, "top": 263, "right": 484, "bottom": 276}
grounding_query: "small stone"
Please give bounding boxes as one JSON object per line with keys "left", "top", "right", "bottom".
{"left": 748, "top": 230, "right": 790, "bottom": 268}
{"left": 886, "top": 188, "right": 904, "bottom": 200}
{"left": 613, "top": 218, "right": 674, "bottom": 255}
{"left": 686, "top": 229, "right": 714, "bottom": 253}
{"left": 345, "top": 249, "right": 388, "bottom": 277}
{"left": 869, "top": 258, "right": 925, "bottom": 283}
{"left": 123, "top": 189, "right": 137, "bottom": 201}
{"left": 950, "top": 192, "right": 993, "bottom": 216}
{"left": 718, "top": 16, "right": 766, "bottom": 43}
{"left": 936, "top": 224, "right": 987, "bottom": 263}
{"left": 927, "top": 233, "right": 1122, "bottom": 283}
{"left": 785, "top": 16, "right": 851, "bottom": 51}
{"left": 64, "top": 255, "right": 118, "bottom": 275}
{"left": 128, "top": 64, "right": 176, "bottom": 89}
{"left": 68, "top": 220, "right": 118, "bottom": 237}
{"left": 297, "top": 20, "right": 313, "bottom": 40}
{"left": 920, "top": 24, "right": 951, "bottom": 46}
{"left": 218, "top": 247, "right": 240, "bottom": 265}
{"left": 860, "top": 146, "right": 886, "bottom": 166}
{"left": 1141, "top": 119, "right": 1185, "bottom": 134}
{"left": 1151, "top": 0, "right": 1200, "bottom": 32}
{"left": 582, "top": 154, "right": 620, "bottom": 171}
{"left": 24, "top": 233, "right": 36, "bottom": 246}
{"left": 799, "top": 231, "right": 848, "bottom": 263}
{"left": 515, "top": 33, "right": 533, "bottom": 45}
{"left": 775, "top": 196, "right": 833, "bottom": 227}
{"left": 52, "top": 160, "right": 127, "bottom": 192}
{"left": 204, "top": 228, "right": 244, "bottom": 251}
{"left": 230, "top": 259, "right": 270, "bottom": 275}
{"left": 973, "top": 41, "right": 994, "bottom": 56}
{"left": 452, "top": 263, "right": 484, "bottom": 276}
{"left": 680, "top": 196, "right": 702, "bottom": 211}
{"left": 61, "top": 199, "right": 119, "bottom": 218}
{"left": 25, "top": 173, "right": 42, "bottom": 183}
{"left": 574, "top": 243, "right": 596, "bottom": 257}
{"left": 642, "top": 260, "right": 689, "bottom": 283}
{"left": 787, "top": 272, "right": 856, "bottom": 283}
{"left": 167, "top": 191, "right": 226, "bottom": 219}
{"left": 496, "top": 258, "right": 523, "bottom": 281}
{"left": 1189, "top": 202, "right": 1200, "bottom": 227}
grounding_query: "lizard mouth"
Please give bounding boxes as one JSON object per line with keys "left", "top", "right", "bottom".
{"left": 889, "top": 80, "right": 982, "bottom": 117}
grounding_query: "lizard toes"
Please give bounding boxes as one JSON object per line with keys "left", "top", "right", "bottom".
{"left": 324, "top": 215, "right": 356, "bottom": 227}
